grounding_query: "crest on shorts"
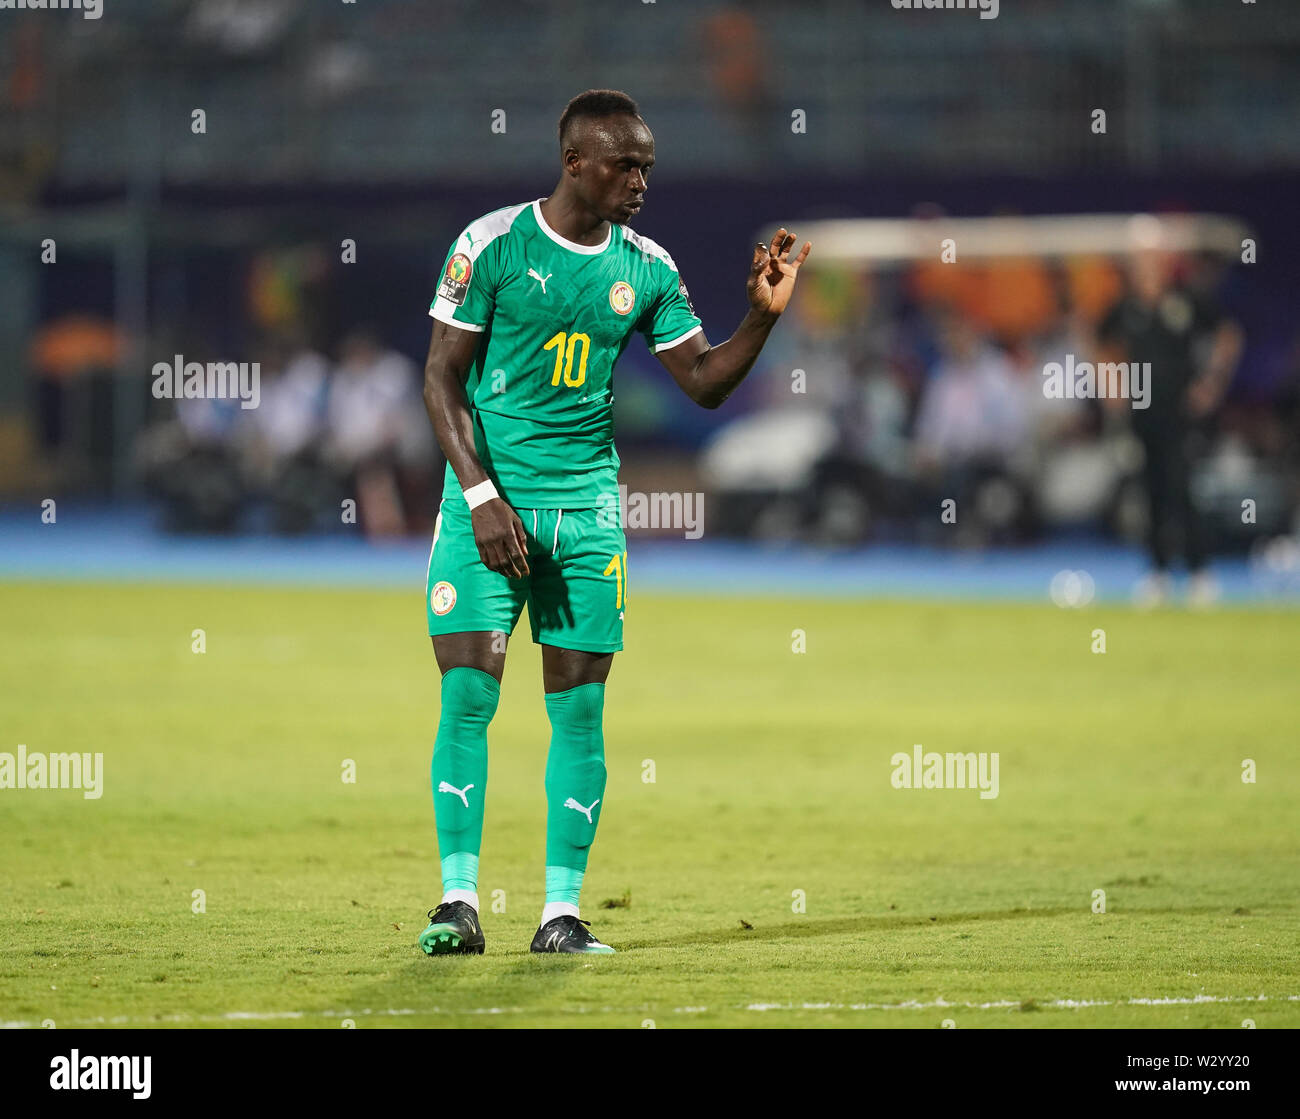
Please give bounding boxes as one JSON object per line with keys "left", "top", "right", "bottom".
{"left": 609, "top": 281, "right": 636, "bottom": 315}
{"left": 430, "top": 581, "right": 457, "bottom": 615}
{"left": 438, "top": 253, "right": 473, "bottom": 305}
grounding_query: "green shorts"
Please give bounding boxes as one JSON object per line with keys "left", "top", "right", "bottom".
{"left": 425, "top": 498, "right": 627, "bottom": 654}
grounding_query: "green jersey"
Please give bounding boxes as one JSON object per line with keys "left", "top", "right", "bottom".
{"left": 429, "top": 198, "right": 702, "bottom": 509}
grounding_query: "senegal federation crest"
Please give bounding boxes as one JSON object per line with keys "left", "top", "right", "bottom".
{"left": 430, "top": 581, "right": 457, "bottom": 616}
{"left": 609, "top": 281, "right": 636, "bottom": 315}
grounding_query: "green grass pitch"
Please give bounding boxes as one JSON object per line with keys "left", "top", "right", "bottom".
{"left": 1, "top": 579, "right": 1297, "bottom": 1029}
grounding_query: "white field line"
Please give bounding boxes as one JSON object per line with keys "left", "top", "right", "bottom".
{"left": 3, "top": 993, "right": 1297, "bottom": 1028}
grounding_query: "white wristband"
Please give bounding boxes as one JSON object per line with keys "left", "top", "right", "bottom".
{"left": 463, "top": 479, "right": 499, "bottom": 510}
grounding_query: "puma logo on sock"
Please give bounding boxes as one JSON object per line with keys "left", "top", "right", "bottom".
{"left": 438, "top": 781, "right": 474, "bottom": 808}
{"left": 563, "top": 796, "right": 600, "bottom": 824}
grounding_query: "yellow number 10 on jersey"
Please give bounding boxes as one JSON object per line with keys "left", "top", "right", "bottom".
{"left": 543, "top": 331, "right": 590, "bottom": 388}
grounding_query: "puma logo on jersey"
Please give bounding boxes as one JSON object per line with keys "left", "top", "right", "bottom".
{"left": 528, "top": 268, "right": 552, "bottom": 294}
{"left": 438, "top": 780, "right": 474, "bottom": 808}
{"left": 564, "top": 796, "right": 600, "bottom": 823}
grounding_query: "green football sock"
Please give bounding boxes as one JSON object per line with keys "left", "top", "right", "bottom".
{"left": 441, "top": 852, "right": 479, "bottom": 894}
{"left": 431, "top": 667, "right": 499, "bottom": 892}
{"left": 545, "top": 864, "right": 584, "bottom": 907}
{"left": 543, "top": 683, "right": 607, "bottom": 891}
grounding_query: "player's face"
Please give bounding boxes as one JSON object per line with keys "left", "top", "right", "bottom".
{"left": 572, "top": 117, "right": 655, "bottom": 225}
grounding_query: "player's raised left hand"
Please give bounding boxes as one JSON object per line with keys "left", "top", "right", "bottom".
{"left": 748, "top": 229, "right": 812, "bottom": 317}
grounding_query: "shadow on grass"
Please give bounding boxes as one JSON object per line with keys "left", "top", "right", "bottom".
{"left": 335, "top": 934, "right": 630, "bottom": 1017}
{"left": 310, "top": 902, "right": 1247, "bottom": 1024}
{"left": 622, "top": 904, "right": 1240, "bottom": 950}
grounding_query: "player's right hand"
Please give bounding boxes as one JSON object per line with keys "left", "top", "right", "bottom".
{"left": 472, "top": 499, "right": 531, "bottom": 578}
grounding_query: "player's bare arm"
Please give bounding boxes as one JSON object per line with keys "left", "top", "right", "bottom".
{"left": 422, "top": 320, "right": 530, "bottom": 578}
{"left": 655, "top": 228, "right": 812, "bottom": 408}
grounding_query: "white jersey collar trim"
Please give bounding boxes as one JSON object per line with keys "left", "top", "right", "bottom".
{"left": 532, "top": 198, "right": 612, "bottom": 256}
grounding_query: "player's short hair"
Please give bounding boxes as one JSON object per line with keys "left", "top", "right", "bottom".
{"left": 558, "top": 89, "right": 643, "bottom": 149}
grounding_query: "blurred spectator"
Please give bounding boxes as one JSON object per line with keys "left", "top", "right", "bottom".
{"left": 911, "top": 310, "right": 1033, "bottom": 545}
{"left": 244, "top": 335, "right": 327, "bottom": 466}
{"left": 240, "top": 332, "right": 334, "bottom": 533}
{"left": 323, "top": 327, "right": 434, "bottom": 537}
{"left": 801, "top": 268, "right": 914, "bottom": 542}
{"left": 136, "top": 354, "right": 246, "bottom": 533}
{"left": 913, "top": 310, "right": 1028, "bottom": 473}
{"left": 1014, "top": 279, "right": 1117, "bottom": 530}
{"left": 1019, "top": 278, "right": 1095, "bottom": 451}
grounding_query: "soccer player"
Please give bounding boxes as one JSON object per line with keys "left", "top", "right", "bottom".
{"left": 418, "top": 89, "right": 810, "bottom": 955}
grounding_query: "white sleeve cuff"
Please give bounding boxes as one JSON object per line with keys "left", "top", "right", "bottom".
{"left": 430, "top": 300, "right": 485, "bottom": 332}
{"left": 651, "top": 324, "right": 703, "bottom": 353}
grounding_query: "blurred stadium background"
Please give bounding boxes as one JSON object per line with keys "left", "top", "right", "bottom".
{"left": 3, "top": 0, "right": 1300, "bottom": 602}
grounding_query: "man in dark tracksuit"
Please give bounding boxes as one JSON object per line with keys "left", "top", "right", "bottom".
{"left": 1097, "top": 246, "right": 1242, "bottom": 606}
